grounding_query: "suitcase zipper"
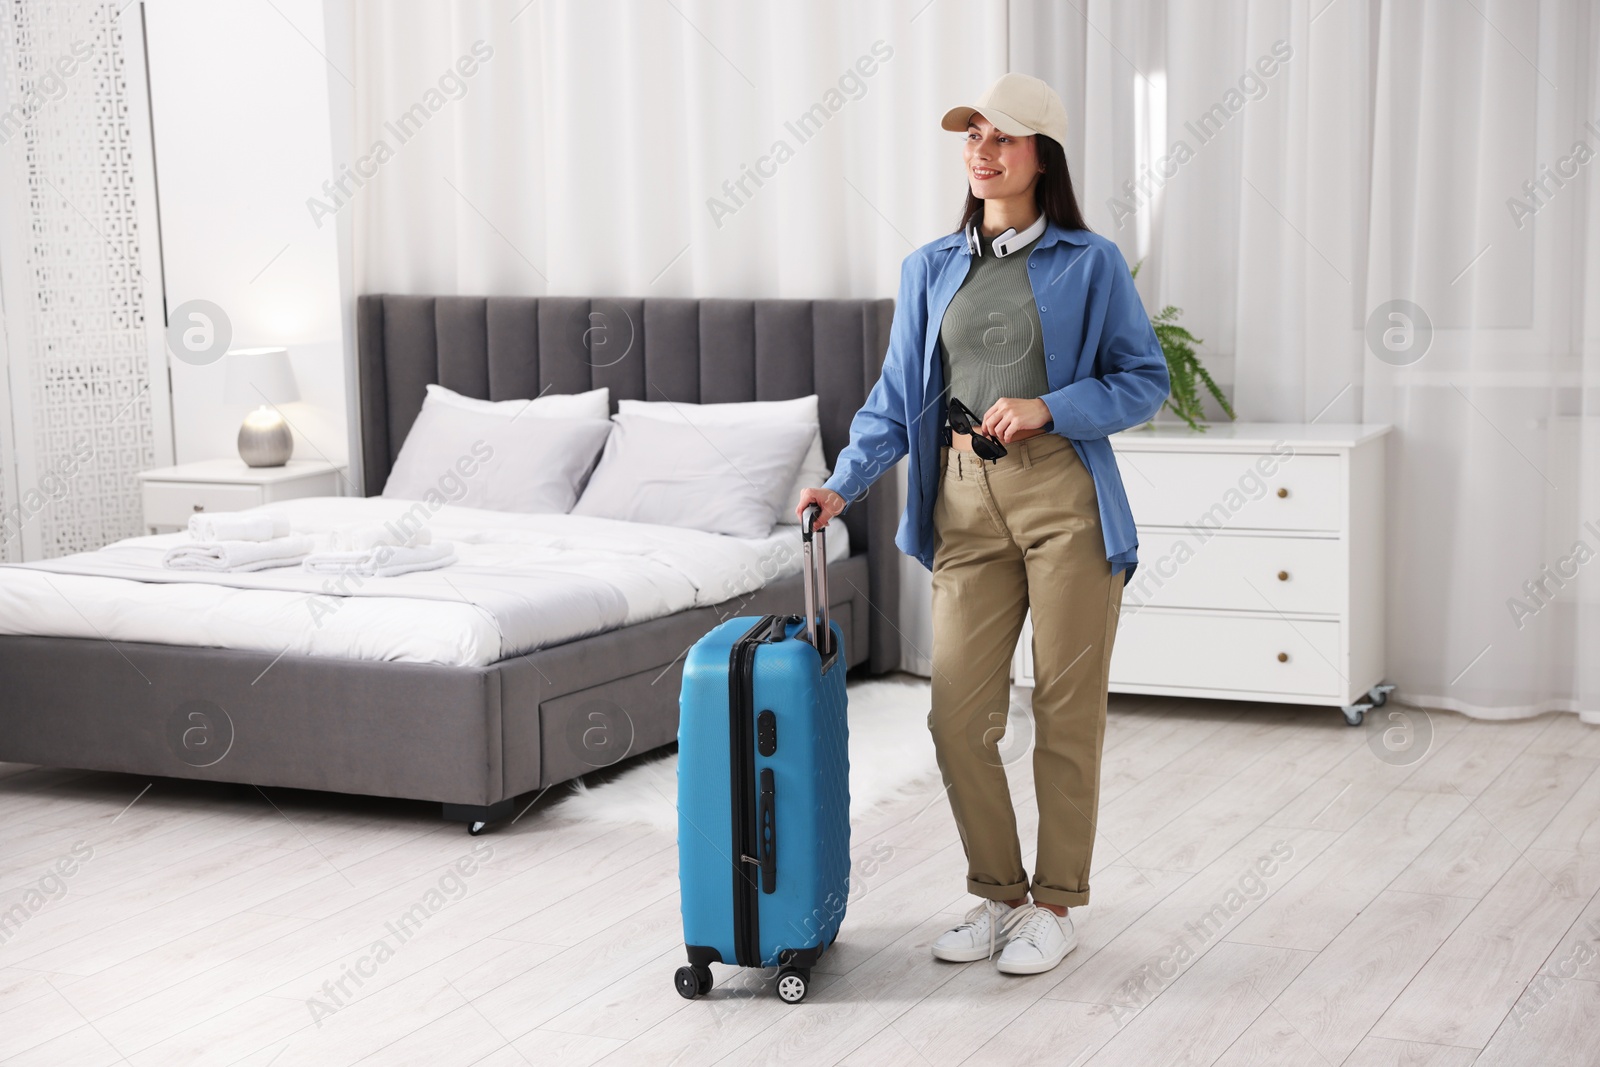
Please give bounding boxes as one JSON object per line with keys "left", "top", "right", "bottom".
{"left": 728, "top": 614, "right": 778, "bottom": 968}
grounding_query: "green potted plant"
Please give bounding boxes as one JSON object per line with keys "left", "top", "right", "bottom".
{"left": 1131, "top": 260, "right": 1234, "bottom": 431}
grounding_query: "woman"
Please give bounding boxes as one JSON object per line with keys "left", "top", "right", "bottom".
{"left": 796, "top": 73, "right": 1169, "bottom": 976}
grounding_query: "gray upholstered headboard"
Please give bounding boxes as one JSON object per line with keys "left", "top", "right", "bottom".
{"left": 355, "top": 294, "right": 901, "bottom": 673}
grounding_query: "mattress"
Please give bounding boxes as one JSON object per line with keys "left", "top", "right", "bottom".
{"left": 0, "top": 497, "right": 849, "bottom": 668}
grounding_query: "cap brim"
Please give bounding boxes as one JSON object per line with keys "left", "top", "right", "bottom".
{"left": 940, "top": 104, "right": 1038, "bottom": 138}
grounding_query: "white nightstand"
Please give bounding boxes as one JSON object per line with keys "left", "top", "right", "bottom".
{"left": 137, "top": 459, "right": 346, "bottom": 533}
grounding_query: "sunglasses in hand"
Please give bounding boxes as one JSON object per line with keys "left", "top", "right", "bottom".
{"left": 947, "top": 397, "right": 1008, "bottom": 462}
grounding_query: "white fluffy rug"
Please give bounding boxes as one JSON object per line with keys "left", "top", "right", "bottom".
{"left": 547, "top": 675, "right": 948, "bottom": 831}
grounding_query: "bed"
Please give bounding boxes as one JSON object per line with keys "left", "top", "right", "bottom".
{"left": 0, "top": 295, "right": 902, "bottom": 832}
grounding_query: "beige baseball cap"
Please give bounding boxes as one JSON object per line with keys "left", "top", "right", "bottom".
{"left": 941, "top": 72, "right": 1068, "bottom": 144}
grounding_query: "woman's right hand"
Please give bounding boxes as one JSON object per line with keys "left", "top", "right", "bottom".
{"left": 795, "top": 487, "right": 846, "bottom": 529}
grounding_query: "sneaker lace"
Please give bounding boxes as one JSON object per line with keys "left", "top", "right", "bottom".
{"left": 1010, "top": 906, "right": 1058, "bottom": 950}
{"left": 956, "top": 900, "right": 1037, "bottom": 960}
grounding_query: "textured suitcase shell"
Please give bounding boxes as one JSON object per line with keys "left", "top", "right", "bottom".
{"left": 677, "top": 614, "right": 850, "bottom": 970}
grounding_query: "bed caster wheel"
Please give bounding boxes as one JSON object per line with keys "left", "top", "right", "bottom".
{"left": 1368, "top": 683, "right": 1395, "bottom": 708}
{"left": 468, "top": 821, "right": 488, "bottom": 836}
{"left": 675, "top": 965, "right": 711, "bottom": 1000}
{"left": 1342, "top": 706, "right": 1366, "bottom": 727}
{"left": 775, "top": 967, "right": 809, "bottom": 1004}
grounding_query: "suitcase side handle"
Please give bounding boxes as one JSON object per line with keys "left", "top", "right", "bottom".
{"left": 800, "top": 504, "right": 832, "bottom": 657}
{"left": 758, "top": 767, "right": 777, "bottom": 893}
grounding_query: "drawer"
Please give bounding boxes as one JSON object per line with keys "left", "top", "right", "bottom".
{"left": 262, "top": 471, "right": 343, "bottom": 502}
{"left": 1125, "top": 532, "right": 1345, "bottom": 614}
{"left": 1109, "top": 610, "right": 1343, "bottom": 698}
{"left": 1116, "top": 450, "right": 1343, "bottom": 531}
{"left": 142, "top": 482, "right": 265, "bottom": 528}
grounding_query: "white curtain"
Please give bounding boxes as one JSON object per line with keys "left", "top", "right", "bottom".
{"left": 348, "top": 0, "right": 1599, "bottom": 720}
{"left": 1016, "top": 0, "right": 1600, "bottom": 721}
{"left": 348, "top": 0, "right": 1008, "bottom": 298}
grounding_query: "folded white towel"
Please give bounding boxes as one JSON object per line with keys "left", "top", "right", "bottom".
{"left": 370, "top": 542, "right": 456, "bottom": 578}
{"left": 302, "top": 540, "right": 457, "bottom": 579}
{"left": 328, "top": 522, "right": 432, "bottom": 552}
{"left": 188, "top": 511, "right": 291, "bottom": 542}
{"left": 164, "top": 535, "right": 315, "bottom": 572}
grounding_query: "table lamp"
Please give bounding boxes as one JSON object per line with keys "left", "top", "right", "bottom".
{"left": 224, "top": 347, "right": 299, "bottom": 467}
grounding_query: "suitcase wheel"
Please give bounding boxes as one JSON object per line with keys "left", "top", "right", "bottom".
{"left": 674, "top": 965, "right": 712, "bottom": 1000}
{"left": 775, "top": 968, "right": 809, "bottom": 1004}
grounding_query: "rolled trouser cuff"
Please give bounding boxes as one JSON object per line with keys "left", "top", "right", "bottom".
{"left": 1030, "top": 881, "right": 1090, "bottom": 908}
{"left": 968, "top": 876, "right": 1031, "bottom": 901}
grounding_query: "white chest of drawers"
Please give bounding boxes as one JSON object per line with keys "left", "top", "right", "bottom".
{"left": 1012, "top": 423, "right": 1392, "bottom": 724}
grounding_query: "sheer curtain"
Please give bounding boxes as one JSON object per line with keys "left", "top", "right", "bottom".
{"left": 346, "top": 0, "right": 1008, "bottom": 298}
{"left": 1016, "top": 0, "right": 1599, "bottom": 721}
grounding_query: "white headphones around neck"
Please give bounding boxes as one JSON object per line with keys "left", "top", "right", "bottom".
{"left": 964, "top": 211, "right": 1048, "bottom": 258}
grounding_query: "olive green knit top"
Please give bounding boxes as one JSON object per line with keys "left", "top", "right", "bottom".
{"left": 937, "top": 230, "right": 1049, "bottom": 422}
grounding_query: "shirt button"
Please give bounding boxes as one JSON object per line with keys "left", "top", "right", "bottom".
{"left": 1048, "top": 354, "right": 1056, "bottom": 360}
{"left": 1040, "top": 306, "right": 1048, "bottom": 312}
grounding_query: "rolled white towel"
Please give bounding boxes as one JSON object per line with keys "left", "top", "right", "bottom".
{"left": 302, "top": 540, "right": 456, "bottom": 579}
{"left": 164, "top": 535, "right": 315, "bottom": 572}
{"left": 188, "top": 511, "right": 291, "bottom": 542}
{"left": 328, "top": 522, "right": 432, "bottom": 551}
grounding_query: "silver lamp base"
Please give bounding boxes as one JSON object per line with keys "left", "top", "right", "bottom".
{"left": 238, "top": 406, "right": 293, "bottom": 467}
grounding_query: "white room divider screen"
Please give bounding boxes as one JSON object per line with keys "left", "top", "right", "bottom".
{"left": 0, "top": 0, "right": 171, "bottom": 563}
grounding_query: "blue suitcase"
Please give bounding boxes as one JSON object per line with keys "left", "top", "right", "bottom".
{"left": 674, "top": 507, "right": 850, "bottom": 1005}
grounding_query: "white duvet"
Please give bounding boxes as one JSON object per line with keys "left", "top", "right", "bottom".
{"left": 0, "top": 497, "right": 849, "bottom": 668}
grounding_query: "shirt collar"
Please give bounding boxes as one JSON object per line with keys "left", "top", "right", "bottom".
{"left": 936, "top": 218, "right": 1091, "bottom": 255}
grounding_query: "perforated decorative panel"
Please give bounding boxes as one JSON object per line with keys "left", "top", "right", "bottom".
{"left": 0, "top": 1, "right": 157, "bottom": 559}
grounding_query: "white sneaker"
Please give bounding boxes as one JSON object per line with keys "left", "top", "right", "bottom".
{"left": 931, "top": 898, "right": 1031, "bottom": 962}
{"left": 995, "top": 905, "right": 1076, "bottom": 974}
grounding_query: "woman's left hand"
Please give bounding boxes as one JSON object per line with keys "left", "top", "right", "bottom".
{"left": 981, "top": 398, "right": 1053, "bottom": 443}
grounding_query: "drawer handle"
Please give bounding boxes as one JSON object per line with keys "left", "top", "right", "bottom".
{"left": 193, "top": 504, "right": 205, "bottom": 512}
{"left": 1277, "top": 570, "right": 1289, "bottom": 582}
{"left": 1277, "top": 652, "right": 1289, "bottom": 663}
{"left": 1276, "top": 487, "right": 1289, "bottom": 499}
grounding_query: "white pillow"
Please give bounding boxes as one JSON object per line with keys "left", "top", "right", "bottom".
{"left": 571, "top": 414, "right": 816, "bottom": 538}
{"left": 616, "top": 396, "right": 830, "bottom": 524}
{"left": 383, "top": 404, "right": 613, "bottom": 513}
{"left": 424, "top": 383, "right": 610, "bottom": 421}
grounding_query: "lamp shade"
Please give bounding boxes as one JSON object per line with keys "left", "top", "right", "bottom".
{"left": 224, "top": 347, "right": 299, "bottom": 406}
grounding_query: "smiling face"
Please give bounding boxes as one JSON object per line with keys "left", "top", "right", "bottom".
{"left": 963, "top": 115, "right": 1044, "bottom": 202}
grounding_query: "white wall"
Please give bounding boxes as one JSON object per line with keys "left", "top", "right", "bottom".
{"left": 144, "top": 0, "right": 350, "bottom": 476}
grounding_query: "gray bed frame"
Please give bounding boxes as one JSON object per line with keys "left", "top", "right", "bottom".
{"left": 0, "top": 295, "right": 901, "bottom": 832}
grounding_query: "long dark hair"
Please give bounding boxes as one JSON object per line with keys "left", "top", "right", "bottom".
{"left": 956, "top": 133, "right": 1090, "bottom": 234}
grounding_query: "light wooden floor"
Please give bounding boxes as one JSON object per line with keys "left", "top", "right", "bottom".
{"left": 2, "top": 684, "right": 1598, "bottom": 1066}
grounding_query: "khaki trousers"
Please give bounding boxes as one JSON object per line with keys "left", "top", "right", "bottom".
{"left": 928, "top": 433, "right": 1123, "bottom": 909}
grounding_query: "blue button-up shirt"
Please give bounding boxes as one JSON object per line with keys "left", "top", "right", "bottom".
{"left": 823, "top": 220, "right": 1170, "bottom": 579}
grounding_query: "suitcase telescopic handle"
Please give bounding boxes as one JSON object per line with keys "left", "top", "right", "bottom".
{"left": 800, "top": 504, "right": 832, "bottom": 657}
